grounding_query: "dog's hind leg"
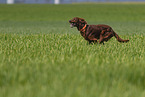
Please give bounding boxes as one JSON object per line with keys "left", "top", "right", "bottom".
{"left": 99, "top": 36, "right": 105, "bottom": 44}
{"left": 103, "top": 32, "right": 114, "bottom": 42}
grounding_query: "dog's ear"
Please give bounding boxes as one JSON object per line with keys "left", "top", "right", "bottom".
{"left": 79, "top": 18, "right": 87, "bottom": 24}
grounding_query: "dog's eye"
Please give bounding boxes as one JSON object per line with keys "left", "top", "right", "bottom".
{"left": 73, "top": 20, "right": 77, "bottom": 22}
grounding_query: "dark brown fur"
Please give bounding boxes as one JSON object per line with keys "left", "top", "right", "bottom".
{"left": 69, "top": 17, "right": 129, "bottom": 44}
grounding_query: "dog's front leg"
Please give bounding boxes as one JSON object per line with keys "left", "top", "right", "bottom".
{"left": 88, "top": 40, "right": 97, "bottom": 44}
{"left": 89, "top": 41, "right": 93, "bottom": 44}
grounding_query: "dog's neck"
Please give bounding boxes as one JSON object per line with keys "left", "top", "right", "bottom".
{"left": 77, "top": 24, "right": 86, "bottom": 31}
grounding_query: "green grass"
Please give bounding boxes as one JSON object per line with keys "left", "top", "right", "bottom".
{"left": 0, "top": 4, "right": 145, "bottom": 97}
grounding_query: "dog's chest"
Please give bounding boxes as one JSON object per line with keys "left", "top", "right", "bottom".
{"left": 80, "top": 26, "right": 101, "bottom": 40}
{"left": 80, "top": 31, "right": 94, "bottom": 41}
{"left": 80, "top": 31, "right": 85, "bottom": 37}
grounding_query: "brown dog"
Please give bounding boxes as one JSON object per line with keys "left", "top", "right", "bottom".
{"left": 69, "top": 17, "right": 129, "bottom": 44}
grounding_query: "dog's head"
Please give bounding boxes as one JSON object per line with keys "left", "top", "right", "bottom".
{"left": 69, "top": 17, "right": 87, "bottom": 28}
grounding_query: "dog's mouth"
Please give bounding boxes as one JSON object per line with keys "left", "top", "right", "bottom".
{"left": 70, "top": 22, "right": 77, "bottom": 28}
{"left": 69, "top": 20, "right": 77, "bottom": 28}
{"left": 70, "top": 23, "right": 74, "bottom": 28}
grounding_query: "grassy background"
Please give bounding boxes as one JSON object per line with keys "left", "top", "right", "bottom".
{"left": 0, "top": 4, "right": 145, "bottom": 97}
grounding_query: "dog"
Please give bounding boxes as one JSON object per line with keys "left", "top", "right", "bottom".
{"left": 69, "top": 17, "right": 129, "bottom": 44}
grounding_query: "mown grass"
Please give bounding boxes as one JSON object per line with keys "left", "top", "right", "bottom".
{"left": 0, "top": 4, "right": 145, "bottom": 97}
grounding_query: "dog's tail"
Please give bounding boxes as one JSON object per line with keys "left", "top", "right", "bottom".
{"left": 113, "top": 31, "right": 129, "bottom": 43}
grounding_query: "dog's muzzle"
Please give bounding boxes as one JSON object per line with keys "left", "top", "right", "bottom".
{"left": 70, "top": 23, "right": 74, "bottom": 28}
{"left": 69, "top": 20, "right": 75, "bottom": 28}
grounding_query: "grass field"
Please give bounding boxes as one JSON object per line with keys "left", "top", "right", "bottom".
{"left": 0, "top": 4, "right": 145, "bottom": 97}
